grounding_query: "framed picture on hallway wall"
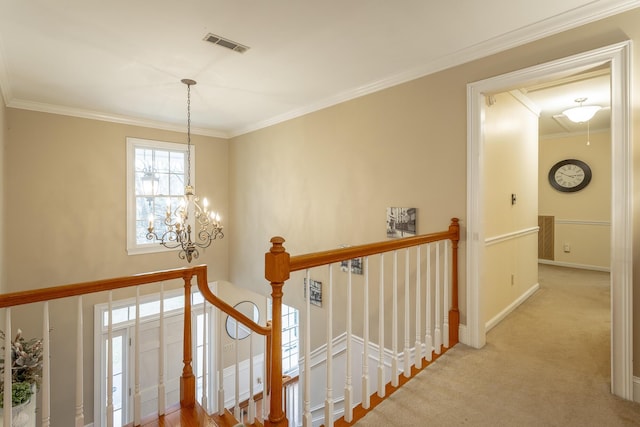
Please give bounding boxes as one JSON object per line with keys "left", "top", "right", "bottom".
{"left": 387, "top": 207, "right": 417, "bottom": 238}
{"left": 340, "top": 257, "right": 363, "bottom": 275}
{"left": 304, "top": 278, "right": 322, "bottom": 307}
{"left": 338, "top": 245, "right": 364, "bottom": 274}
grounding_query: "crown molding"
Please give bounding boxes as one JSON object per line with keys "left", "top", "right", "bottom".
{"left": 230, "top": 0, "right": 640, "bottom": 138}
{"left": 3, "top": 1, "right": 639, "bottom": 139}
{"left": 6, "top": 98, "right": 229, "bottom": 139}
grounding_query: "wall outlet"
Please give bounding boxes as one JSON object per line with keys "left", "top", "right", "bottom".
{"left": 223, "top": 343, "right": 234, "bottom": 352}
{"left": 563, "top": 243, "right": 571, "bottom": 253}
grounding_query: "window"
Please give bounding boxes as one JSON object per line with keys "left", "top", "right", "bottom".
{"left": 267, "top": 301, "right": 299, "bottom": 376}
{"left": 281, "top": 304, "right": 299, "bottom": 375}
{"left": 126, "top": 137, "right": 194, "bottom": 255}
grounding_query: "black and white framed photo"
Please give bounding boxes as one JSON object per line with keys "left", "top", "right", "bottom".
{"left": 387, "top": 207, "right": 417, "bottom": 238}
{"left": 304, "top": 278, "right": 322, "bottom": 307}
{"left": 340, "top": 257, "right": 363, "bottom": 275}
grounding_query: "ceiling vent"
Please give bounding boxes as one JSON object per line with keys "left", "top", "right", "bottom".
{"left": 203, "top": 33, "right": 249, "bottom": 54}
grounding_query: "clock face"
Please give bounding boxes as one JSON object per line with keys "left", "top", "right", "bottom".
{"left": 548, "top": 159, "right": 592, "bottom": 192}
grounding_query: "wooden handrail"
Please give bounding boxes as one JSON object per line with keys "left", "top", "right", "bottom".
{"left": 288, "top": 221, "right": 459, "bottom": 272}
{"left": 196, "top": 274, "right": 271, "bottom": 336}
{"left": 0, "top": 265, "right": 207, "bottom": 308}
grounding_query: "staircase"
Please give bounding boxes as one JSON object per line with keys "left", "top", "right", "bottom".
{"left": 0, "top": 218, "right": 459, "bottom": 427}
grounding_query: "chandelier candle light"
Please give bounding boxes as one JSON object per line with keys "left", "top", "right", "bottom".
{"left": 146, "top": 79, "right": 224, "bottom": 262}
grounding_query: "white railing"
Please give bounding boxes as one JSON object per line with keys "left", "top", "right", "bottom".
{"left": 0, "top": 266, "right": 274, "bottom": 427}
{"left": 265, "top": 218, "right": 460, "bottom": 427}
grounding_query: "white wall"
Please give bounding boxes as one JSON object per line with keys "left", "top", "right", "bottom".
{"left": 539, "top": 131, "right": 611, "bottom": 269}
{"left": 483, "top": 92, "right": 540, "bottom": 325}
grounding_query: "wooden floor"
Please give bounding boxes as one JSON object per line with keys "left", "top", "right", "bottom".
{"left": 128, "top": 403, "right": 213, "bottom": 427}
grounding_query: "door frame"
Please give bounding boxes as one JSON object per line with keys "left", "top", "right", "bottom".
{"left": 465, "top": 41, "right": 633, "bottom": 399}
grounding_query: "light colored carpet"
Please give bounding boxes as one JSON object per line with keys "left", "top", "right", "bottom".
{"left": 355, "top": 265, "right": 640, "bottom": 426}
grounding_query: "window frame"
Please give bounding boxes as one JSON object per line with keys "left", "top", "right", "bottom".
{"left": 126, "top": 137, "right": 195, "bottom": 255}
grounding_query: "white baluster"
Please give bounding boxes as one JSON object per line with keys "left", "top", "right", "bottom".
{"left": 262, "top": 308, "right": 268, "bottom": 422}
{"left": 74, "top": 298, "right": 83, "bottom": 427}
{"left": 43, "top": 302, "right": 51, "bottom": 427}
{"left": 107, "top": 292, "right": 113, "bottom": 427}
{"left": 234, "top": 320, "right": 240, "bottom": 420}
{"left": 202, "top": 297, "right": 208, "bottom": 412}
{"left": 217, "top": 308, "right": 224, "bottom": 416}
{"left": 443, "top": 240, "right": 450, "bottom": 348}
{"left": 403, "top": 249, "right": 410, "bottom": 378}
{"left": 415, "top": 246, "right": 422, "bottom": 369}
{"left": 344, "top": 261, "right": 353, "bottom": 422}
{"left": 158, "top": 283, "right": 166, "bottom": 416}
{"left": 377, "top": 254, "right": 385, "bottom": 397}
{"left": 248, "top": 333, "right": 255, "bottom": 424}
{"left": 391, "top": 251, "right": 399, "bottom": 387}
{"left": 434, "top": 242, "right": 442, "bottom": 355}
{"left": 362, "top": 257, "right": 370, "bottom": 410}
{"left": 324, "top": 265, "right": 334, "bottom": 426}
{"left": 303, "top": 270, "right": 312, "bottom": 427}
{"left": 3, "top": 309, "right": 10, "bottom": 427}
{"left": 134, "top": 287, "right": 141, "bottom": 426}
{"left": 425, "top": 243, "right": 433, "bottom": 362}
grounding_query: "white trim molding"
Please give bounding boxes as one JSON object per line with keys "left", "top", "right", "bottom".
{"left": 555, "top": 219, "right": 611, "bottom": 226}
{"left": 486, "top": 283, "right": 540, "bottom": 331}
{"left": 467, "top": 41, "right": 633, "bottom": 400}
{"left": 538, "top": 259, "right": 610, "bottom": 272}
{"left": 485, "top": 226, "right": 539, "bottom": 246}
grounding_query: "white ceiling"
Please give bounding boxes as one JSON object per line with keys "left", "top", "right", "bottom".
{"left": 0, "top": 1, "right": 635, "bottom": 138}
{"left": 523, "top": 68, "right": 611, "bottom": 137}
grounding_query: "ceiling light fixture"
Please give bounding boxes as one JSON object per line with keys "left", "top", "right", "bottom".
{"left": 562, "top": 97, "right": 602, "bottom": 123}
{"left": 146, "top": 79, "right": 224, "bottom": 262}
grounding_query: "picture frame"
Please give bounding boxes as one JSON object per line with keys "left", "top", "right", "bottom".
{"left": 387, "top": 207, "right": 417, "bottom": 238}
{"left": 303, "top": 278, "right": 322, "bottom": 307}
{"left": 340, "top": 257, "right": 363, "bottom": 275}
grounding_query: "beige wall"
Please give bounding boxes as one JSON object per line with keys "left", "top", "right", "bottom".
{"left": 0, "top": 93, "right": 5, "bottom": 296}
{"left": 483, "top": 92, "right": 539, "bottom": 324}
{"left": 229, "top": 8, "right": 640, "bottom": 376}
{"left": 4, "top": 108, "right": 229, "bottom": 424}
{"left": 5, "top": 109, "right": 229, "bottom": 287}
{"left": 230, "top": 76, "right": 468, "bottom": 351}
{"left": 539, "top": 131, "right": 611, "bottom": 268}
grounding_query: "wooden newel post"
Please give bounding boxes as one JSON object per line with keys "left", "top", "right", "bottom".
{"left": 265, "top": 237, "right": 290, "bottom": 427}
{"left": 448, "top": 218, "right": 460, "bottom": 346}
{"left": 181, "top": 272, "right": 196, "bottom": 408}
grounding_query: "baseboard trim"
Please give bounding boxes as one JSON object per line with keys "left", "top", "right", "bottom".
{"left": 538, "top": 259, "right": 610, "bottom": 272}
{"left": 486, "top": 283, "right": 540, "bottom": 332}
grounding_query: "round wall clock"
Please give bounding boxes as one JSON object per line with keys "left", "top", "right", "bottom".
{"left": 548, "top": 159, "right": 592, "bottom": 192}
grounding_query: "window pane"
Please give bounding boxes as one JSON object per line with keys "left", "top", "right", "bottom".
{"left": 169, "top": 173, "right": 185, "bottom": 195}
{"left": 170, "top": 152, "right": 185, "bottom": 173}
{"left": 155, "top": 150, "right": 170, "bottom": 173}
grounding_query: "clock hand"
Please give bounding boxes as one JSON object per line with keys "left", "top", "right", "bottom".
{"left": 558, "top": 171, "right": 577, "bottom": 178}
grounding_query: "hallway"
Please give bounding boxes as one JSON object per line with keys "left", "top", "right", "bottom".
{"left": 355, "top": 265, "right": 640, "bottom": 426}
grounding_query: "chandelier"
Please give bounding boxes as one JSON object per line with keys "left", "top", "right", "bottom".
{"left": 146, "top": 79, "right": 224, "bottom": 262}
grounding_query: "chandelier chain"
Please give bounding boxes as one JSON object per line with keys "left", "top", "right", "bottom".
{"left": 186, "top": 82, "right": 192, "bottom": 186}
